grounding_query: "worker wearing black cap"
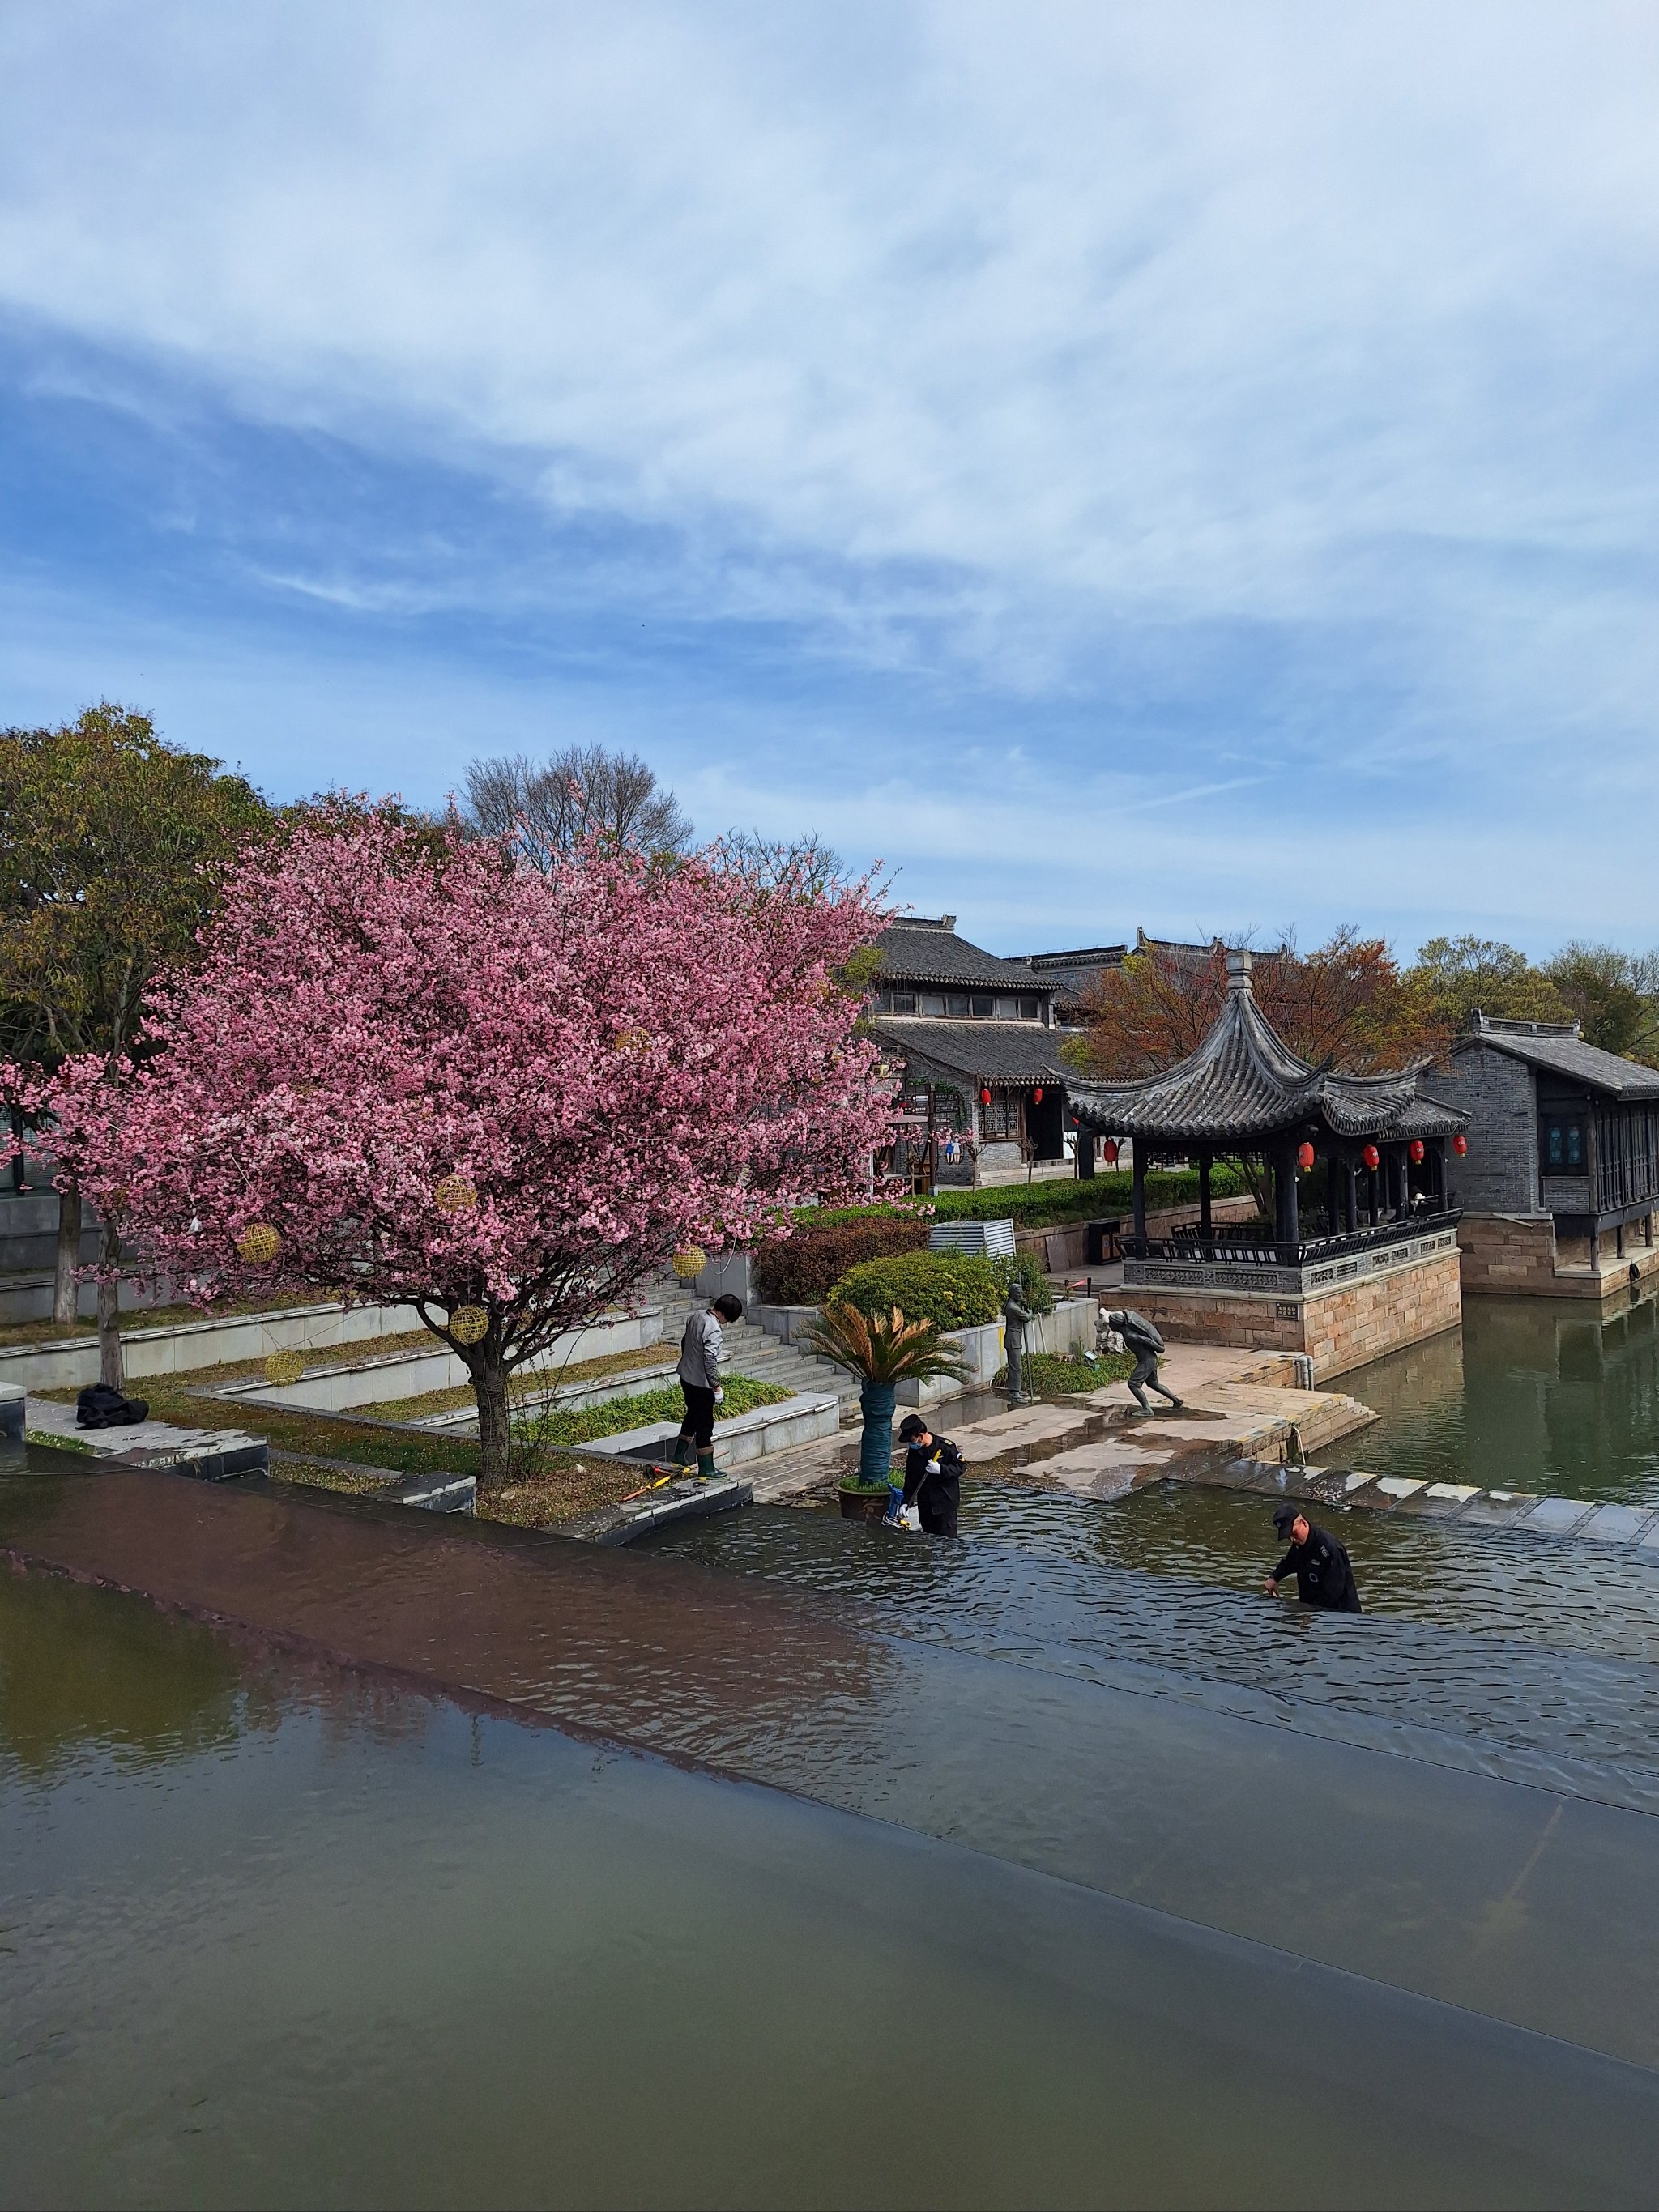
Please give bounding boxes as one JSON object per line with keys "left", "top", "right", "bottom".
{"left": 1265, "top": 1503, "right": 1362, "bottom": 1612}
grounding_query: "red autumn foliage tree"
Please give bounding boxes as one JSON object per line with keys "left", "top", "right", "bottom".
{"left": 1071, "top": 929, "right": 1445, "bottom": 1081}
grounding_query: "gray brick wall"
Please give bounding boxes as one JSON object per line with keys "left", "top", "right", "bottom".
{"left": 1431, "top": 1046, "right": 1542, "bottom": 1214}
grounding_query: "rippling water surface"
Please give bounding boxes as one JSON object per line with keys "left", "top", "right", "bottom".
{"left": 10, "top": 1440, "right": 1659, "bottom": 2206}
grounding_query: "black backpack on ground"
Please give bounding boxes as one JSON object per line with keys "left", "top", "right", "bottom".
{"left": 75, "top": 1383, "right": 150, "bottom": 1430}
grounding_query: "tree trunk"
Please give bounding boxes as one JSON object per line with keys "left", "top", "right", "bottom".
{"left": 53, "top": 1187, "right": 83, "bottom": 1330}
{"left": 97, "top": 1214, "right": 125, "bottom": 1389}
{"left": 471, "top": 1350, "right": 512, "bottom": 1488}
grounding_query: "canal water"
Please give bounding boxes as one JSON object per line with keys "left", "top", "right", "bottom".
{"left": 8, "top": 1290, "right": 1659, "bottom": 2207}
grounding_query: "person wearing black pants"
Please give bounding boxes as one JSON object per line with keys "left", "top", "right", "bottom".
{"left": 897, "top": 1413, "right": 966, "bottom": 1537}
{"left": 671, "top": 1293, "right": 744, "bottom": 1477}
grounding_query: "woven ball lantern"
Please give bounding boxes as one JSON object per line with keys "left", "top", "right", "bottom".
{"left": 1362, "top": 1143, "right": 1380, "bottom": 1171}
{"left": 237, "top": 1221, "right": 282, "bottom": 1265}
{"left": 1408, "top": 1139, "right": 1426, "bottom": 1164}
{"left": 449, "top": 1305, "right": 488, "bottom": 1346}
{"left": 433, "top": 1174, "right": 478, "bottom": 1214}
{"left": 672, "top": 1246, "right": 707, "bottom": 1281}
{"left": 612, "top": 1026, "right": 650, "bottom": 1056}
{"left": 1453, "top": 1132, "right": 1469, "bottom": 1157}
{"left": 262, "top": 1349, "right": 305, "bottom": 1387}
{"left": 1102, "top": 1139, "right": 1120, "bottom": 1165}
{"left": 1297, "top": 1141, "right": 1316, "bottom": 1171}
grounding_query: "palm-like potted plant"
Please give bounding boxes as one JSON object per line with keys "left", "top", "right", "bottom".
{"left": 804, "top": 1302, "right": 970, "bottom": 1518}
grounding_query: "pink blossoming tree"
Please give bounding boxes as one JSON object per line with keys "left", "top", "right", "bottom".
{"left": 43, "top": 812, "right": 892, "bottom": 1481}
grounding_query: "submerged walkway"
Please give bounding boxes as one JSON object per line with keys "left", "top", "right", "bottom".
{"left": 749, "top": 1344, "right": 1373, "bottom": 1503}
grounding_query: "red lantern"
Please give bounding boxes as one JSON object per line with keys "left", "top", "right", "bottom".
{"left": 1453, "top": 1132, "right": 1468, "bottom": 1157}
{"left": 980, "top": 1088, "right": 992, "bottom": 1106}
{"left": 1033, "top": 1086, "right": 1043, "bottom": 1103}
{"left": 1102, "top": 1139, "right": 1120, "bottom": 1165}
{"left": 1362, "top": 1143, "right": 1380, "bottom": 1170}
{"left": 1296, "top": 1141, "right": 1316, "bottom": 1172}
{"left": 1408, "top": 1139, "right": 1425, "bottom": 1164}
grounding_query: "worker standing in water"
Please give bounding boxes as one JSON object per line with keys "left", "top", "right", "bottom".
{"left": 1265, "top": 1503, "right": 1363, "bottom": 1612}
{"left": 896, "top": 1413, "right": 966, "bottom": 1537}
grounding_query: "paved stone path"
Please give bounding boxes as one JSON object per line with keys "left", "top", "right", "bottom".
{"left": 25, "top": 1395, "right": 267, "bottom": 1477}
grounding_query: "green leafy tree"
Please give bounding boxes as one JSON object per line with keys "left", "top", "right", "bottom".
{"left": 1405, "top": 936, "right": 1572, "bottom": 1036}
{"left": 0, "top": 704, "right": 270, "bottom": 1360}
{"left": 1544, "top": 943, "right": 1659, "bottom": 1064}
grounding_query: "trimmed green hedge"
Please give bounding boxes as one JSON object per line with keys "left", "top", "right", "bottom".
{"left": 804, "top": 1165, "right": 1247, "bottom": 1234}
{"left": 829, "top": 1251, "right": 1004, "bottom": 1331}
{"left": 991, "top": 1248, "right": 1055, "bottom": 1315}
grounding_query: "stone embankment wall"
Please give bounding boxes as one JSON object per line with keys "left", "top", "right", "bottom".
{"left": 1456, "top": 1213, "right": 1561, "bottom": 1294}
{"left": 1136, "top": 1247, "right": 1462, "bottom": 1383}
{"left": 1456, "top": 1210, "right": 1659, "bottom": 1298}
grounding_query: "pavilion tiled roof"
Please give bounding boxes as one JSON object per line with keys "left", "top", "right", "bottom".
{"left": 1068, "top": 953, "right": 1461, "bottom": 1142}
{"left": 869, "top": 1017, "right": 1075, "bottom": 1087}
{"left": 875, "top": 919, "right": 1055, "bottom": 994}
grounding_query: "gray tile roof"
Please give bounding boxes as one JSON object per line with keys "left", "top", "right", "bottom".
{"left": 1452, "top": 1021, "right": 1659, "bottom": 1100}
{"left": 875, "top": 921, "right": 1055, "bottom": 994}
{"left": 1011, "top": 944, "right": 1126, "bottom": 1008}
{"left": 1068, "top": 963, "right": 1463, "bottom": 1141}
{"left": 869, "top": 1017, "right": 1076, "bottom": 1086}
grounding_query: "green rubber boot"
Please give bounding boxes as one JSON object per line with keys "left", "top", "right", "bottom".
{"left": 667, "top": 1433, "right": 696, "bottom": 1469}
{"left": 696, "top": 1450, "right": 718, "bottom": 1481}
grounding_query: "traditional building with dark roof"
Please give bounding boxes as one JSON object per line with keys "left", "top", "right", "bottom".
{"left": 868, "top": 917, "right": 1079, "bottom": 1188}
{"left": 1431, "top": 1014, "right": 1659, "bottom": 1297}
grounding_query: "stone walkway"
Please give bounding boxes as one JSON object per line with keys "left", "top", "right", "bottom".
{"left": 748, "top": 1345, "right": 1375, "bottom": 1504}
{"left": 25, "top": 1395, "right": 267, "bottom": 1478}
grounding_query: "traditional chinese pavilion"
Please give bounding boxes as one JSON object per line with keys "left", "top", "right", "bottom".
{"left": 1068, "top": 950, "right": 1468, "bottom": 1379}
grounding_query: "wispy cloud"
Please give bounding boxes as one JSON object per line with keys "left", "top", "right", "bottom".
{"left": 1, "top": 2, "right": 1657, "bottom": 953}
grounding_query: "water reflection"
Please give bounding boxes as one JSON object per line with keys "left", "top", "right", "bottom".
{"left": 1353, "top": 1290, "right": 1659, "bottom": 1502}
{"left": 0, "top": 1568, "right": 262, "bottom": 1778}
{"left": 9, "top": 1562, "right": 1658, "bottom": 2210}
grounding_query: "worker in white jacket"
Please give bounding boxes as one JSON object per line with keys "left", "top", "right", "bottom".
{"left": 670, "top": 1293, "right": 744, "bottom": 1477}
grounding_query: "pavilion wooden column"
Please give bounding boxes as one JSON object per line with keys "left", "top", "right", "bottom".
{"left": 1343, "top": 1153, "right": 1358, "bottom": 1232}
{"left": 1273, "top": 1136, "right": 1299, "bottom": 1257}
{"left": 1326, "top": 1153, "right": 1341, "bottom": 1234}
{"left": 1132, "top": 1142, "right": 1147, "bottom": 1247}
{"left": 1199, "top": 1149, "right": 1213, "bottom": 1238}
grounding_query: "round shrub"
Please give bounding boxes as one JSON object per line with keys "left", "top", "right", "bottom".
{"left": 829, "top": 1250, "right": 1003, "bottom": 1332}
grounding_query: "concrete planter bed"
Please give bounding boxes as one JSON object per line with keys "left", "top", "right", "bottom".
{"left": 895, "top": 1298, "right": 1096, "bottom": 1407}
{"left": 210, "top": 1306, "right": 664, "bottom": 1417}
{"left": 0, "top": 1298, "right": 430, "bottom": 1394}
{"left": 583, "top": 1390, "right": 841, "bottom": 1468}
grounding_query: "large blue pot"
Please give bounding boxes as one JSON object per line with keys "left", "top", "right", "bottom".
{"left": 857, "top": 1382, "right": 899, "bottom": 1486}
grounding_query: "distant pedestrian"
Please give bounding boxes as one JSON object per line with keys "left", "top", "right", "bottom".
{"left": 671, "top": 1293, "right": 744, "bottom": 1477}
{"left": 1002, "top": 1279, "right": 1035, "bottom": 1405}
{"left": 1265, "top": 1504, "right": 1362, "bottom": 1612}
{"left": 1104, "top": 1309, "right": 1183, "bottom": 1413}
{"left": 896, "top": 1413, "right": 965, "bottom": 1537}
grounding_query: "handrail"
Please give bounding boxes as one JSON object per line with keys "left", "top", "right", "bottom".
{"left": 1124, "top": 1210, "right": 1461, "bottom": 1268}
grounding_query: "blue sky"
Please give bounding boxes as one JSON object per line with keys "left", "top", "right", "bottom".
{"left": 2, "top": 2, "right": 1657, "bottom": 957}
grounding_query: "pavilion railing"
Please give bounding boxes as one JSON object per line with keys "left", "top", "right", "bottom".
{"left": 1122, "top": 1209, "right": 1461, "bottom": 1270}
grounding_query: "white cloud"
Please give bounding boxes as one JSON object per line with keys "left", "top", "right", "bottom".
{"left": 2, "top": 1, "right": 1657, "bottom": 953}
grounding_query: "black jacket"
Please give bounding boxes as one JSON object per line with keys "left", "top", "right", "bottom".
{"left": 903, "top": 1437, "right": 963, "bottom": 1525}
{"left": 1270, "top": 1521, "right": 1362, "bottom": 1612}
